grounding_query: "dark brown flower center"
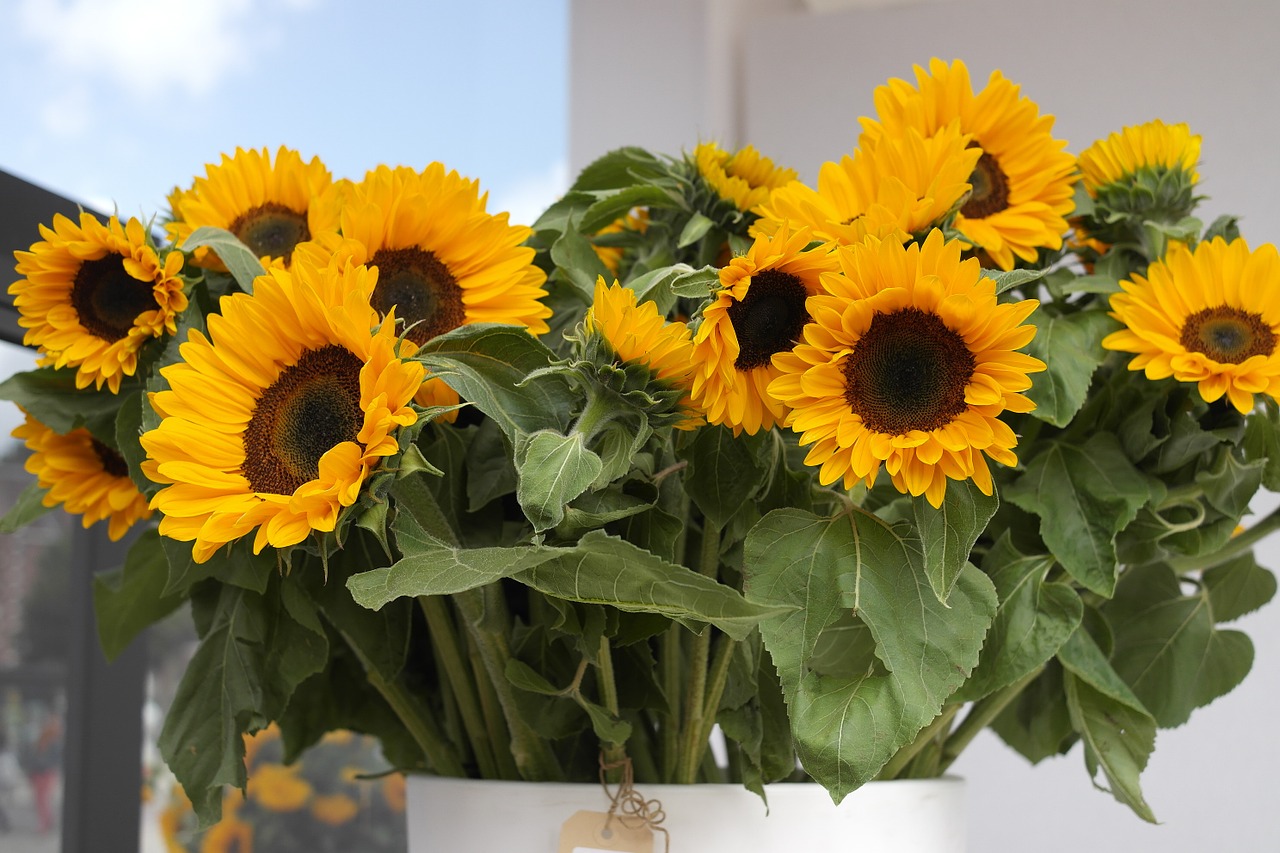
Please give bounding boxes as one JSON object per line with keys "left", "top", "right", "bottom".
{"left": 843, "top": 307, "right": 976, "bottom": 435}
{"left": 728, "top": 269, "right": 811, "bottom": 371}
{"left": 368, "top": 247, "right": 466, "bottom": 346}
{"left": 70, "top": 255, "right": 158, "bottom": 342}
{"left": 242, "top": 345, "right": 364, "bottom": 496}
{"left": 1180, "top": 305, "right": 1275, "bottom": 364}
{"left": 229, "top": 202, "right": 310, "bottom": 265}
{"left": 90, "top": 437, "right": 129, "bottom": 479}
{"left": 961, "top": 150, "right": 1011, "bottom": 219}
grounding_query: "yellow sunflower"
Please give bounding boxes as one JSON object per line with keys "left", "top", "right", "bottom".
{"left": 1078, "top": 119, "right": 1200, "bottom": 197}
{"left": 12, "top": 411, "right": 152, "bottom": 540}
{"left": 690, "top": 225, "right": 838, "bottom": 435}
{"left": 592, "top": 208, "right": 650, "bottom": 274}
{"left": 584, "top": 278, "right": 701, "bottom": 429}
{"left": 140, "top": 254, "right": 424, "bottom": 564}
{"left": 769, "top": 230, "right": 1045, "bottom": 508}
{"left": 167, "top": 146, "right": 337, "bottom": 270}
{"left": 316, "top": 163, "right": 551, "bottom": 412}
{"left": 694, "top": 142, "right": 797, "bottom": 212}
{"left": 860, "top": 58, "right": 1078, "bottom": 270}
{"left": 247, "top": 764, "right": 311, "bottom": 812}
{"left": 11, "top": 213, "right": 187, "bottom": 393}
{"left": 310, "top": 793, "right": 359, "bottom": 826}
{"left": 382, "top": 772, "right": 406, "bottom": 813}
{"left": 198, "top": 817, "right": 252, "bottom": 853}
{"left": 1103, "top": 237, "right": 1280, "bottom": 414}
{"left": 752, "top": 122, "right": 980, "bottom": 246}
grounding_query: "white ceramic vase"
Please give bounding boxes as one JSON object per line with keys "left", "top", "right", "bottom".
{"left": 405, "top": 775, "right": 966, "bottom": 853}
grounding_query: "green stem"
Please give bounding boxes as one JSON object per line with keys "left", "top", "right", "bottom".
{"left": 1169, "top": 505, "right": 1280, "bottom": 573}
{"left": 419, "top": 596, "right": 499, "bottom": 778}
{"left": 571, "top": 388, "right": 617, "bottom": 444}
{"left": 363, "top": 666, "right": 466, "bottom": 777}
{"left": 660, "top": 625, "right": 682, "bottom": 781}
{"left": 693, "top": 634, "right": 737, "bottom": 765}
{"left": 465, "top": 629, "right": 521, "bottom": 779}
{"left": 453, "top": 587, "right": 563, "bottom": 780}
{"left": 939, "top": 667, "right": 1044, "bottom": 772}
{"left": 675, "top": 522, "right": 721, "bottom": 784}
{"left": 597, "top": 636, "right": 627, "bottom": 773}
{"left": 877, "top": 704, "right": 960, "bottom": 781}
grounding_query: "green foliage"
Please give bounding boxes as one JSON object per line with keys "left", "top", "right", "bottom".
{"left": 182, "top": 226, "right": 268, "bottom": 293}
{"left": 0, "top": 480, "right": 53, "bottom": 533}
{"left": 1024, "top": 310, "right": 1118, "bottom": 426}
{"left": 93, "top": 530, "right": 187, "bottom": 660}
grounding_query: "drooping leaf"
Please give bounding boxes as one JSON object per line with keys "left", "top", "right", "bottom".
{"left": 743, "top": 508, "right": 997, "bottom": 801}
{"left": 1203, "top": 552, "right": 1278, "bottom": 623}
{"left": 515, "top": 430, "right": 603, "bottom": 531}
{"left": 93, "top": 530, "right": 188, "bottom": 661}
{"left": 991, "top": 662, "right": 1076, "bottom": 764}
{"left": 913, "top": 478, "right": 999, "bottom": 603}
{"left": 0, "top": 366, "right": 124, "bottom": 441}
{"left": 1024, "top": 311, "right": 1118, "bottom": 426}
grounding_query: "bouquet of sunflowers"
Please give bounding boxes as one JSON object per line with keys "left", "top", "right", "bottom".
{"left": 2, "top": 57, "right": 1276, "bottom": 827}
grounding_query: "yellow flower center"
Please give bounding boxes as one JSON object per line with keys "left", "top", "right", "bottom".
{"left": 369, "top": 247, "right": 466, "bottom": 345}
{"left": 843, "top": 308, "right": 975, "bottom": 434}
{"left": 230, "top": 202, "right": 311, "bottom": 265}
{"left": 1180, "top": 306, "right": 1276, "bottom": 364}
{"left": 728, "top": 270, "right": 810, "bottom": 370}
{"left": 242, "top": 345, "right": 364, "bottom": 495}
{"left": 961, "top": 151, "right": 1011, "bottom": 219}
{"left": 90, "top": 437, "right": 129, "bottom": 479}
{"left": 71, "top": 255, "right": 158, "bottom": 342}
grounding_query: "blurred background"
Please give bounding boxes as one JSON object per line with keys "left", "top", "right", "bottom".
{"left": 0, "top": 1, "right": 1276, "bottom": 851}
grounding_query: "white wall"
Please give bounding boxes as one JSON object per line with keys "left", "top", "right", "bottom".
{"left": 570, "top": 1, "right": 1280, "bottom": 850}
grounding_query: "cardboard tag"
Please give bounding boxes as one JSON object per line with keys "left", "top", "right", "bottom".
{"left": 558, "top": 810, "right": 654, "bottom": 853}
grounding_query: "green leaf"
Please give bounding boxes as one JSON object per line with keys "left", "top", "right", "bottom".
{"left": 465, "top": 418, "right": 518, "bottom": 511}
{"left": 569, "top": 146, "right": 669, "bottom": 192}
{"left": 347, "top": 512, "right": 565, "bottom": 609}
{"left": 677, "top": 212, "right": 716, "bottom": 248}
{"left": 262, "top": 578, "right": 329, "bottom": 716}
{"left": 1024, "top": 311, "right": 1118, "bottom": 426}
{"left": 551, "top": 223, "right": 613, "bottom": 296}
{"left": 160, "top": 535, "right": 273, "bottom": 597}
{"left": 580, "top": 185, "right": 678, "bottom": 235}
{"left": 913, "top": 478, "right": 999, "bottom": 603}
{"left": 953, "top": 534, "right": 1082, "bottom": 703}
{"left": 93, "top": 530, "right": 188, "bottom": 661}
{"left": 0, "top": 480, "right": 53, "bottom": 533}
{"left": 985, "top": 268, "right": 1046, "bottom": 294}
{"left": 991, "top": 663, "right": 1075, "bottom": 764}
{"left": 1006, "top": 435, "right": 1156, "bottom": 597}
{"left": 515, "top": 530, "right": 779, "bottom": 641}
{"left": 1195, "top": 449, "right": 1264, "bottom": 519}
{"left": 1242, "top": 409, "right": 1280, "bottom": 491}
{"left": 414, "top": 324, "right": 577, "bottom": 439}
{"left": 681, "top": 426, "right": 768, "bottom": 530}
{"left": 515, "top": 430, "right": 604, "bottom": 532}
{"left": 0, "top": 366, "right": 123, "bottom": 440}
{"left": 743, "top": 508, "right": 997, "bottom": 801}
{"left": 504, "top": 659, "right": 564, "bottom": 695}
{"left": 1204, "top": 553, "right": 1278, "bottom": 623}
{"left": 183, "top": 226, "right": 267, "bottom": 293}
{"left": 114, "top": 390, "right": 159, "bottom": 498}
{"left": 1057, "top": 627, "right": 1157, "bottom": 823}
{"left": 1104, "top": 564, "right": 1253, "bottom": 727}
{"left": 1057, "top": 274, "right": 1121, "bottom": 295}
{"left": 627, "top": 263, "right": 719, "bottom": 314}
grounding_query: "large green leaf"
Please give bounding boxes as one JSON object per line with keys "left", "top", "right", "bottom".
{"left": 514, "top": 430, "right": 603, "bottom": 531}
{"left": 114, "top": 390, "right": 160, "bottom": 498}
{"left": 160, "top": 536, "right": 273, "bottom": 597}
{"left": 182, "top": 226, "right": 267, "bottom": 293}
{"left": 991, "top": 663, "right": 1076, "bottom": 764}
{"left": 1203, "top": 552, "right": 1278, "bottom": 622}
{"left": 1103, "top": 564, "right": 1253, "bottom": 728}
{"left": 913, "top": 478, "right": 999, "bottom": 603}
{"left": 515, "top": 530, "right": 780, "bottom": 641}
{"left": 0, "top": 366, "right": 124, "bottom": 441}
{"left": 1057, "top": 627, "right": 1157, "bottom": 823}
{"left": 681, "top": 426, "right": 768, "bottom": 530}
{"left": 743, "top": 508, "right": 997, "bottom": 801}
{"left": 1024, "top": 311, "right": 1117, "bottom": 426}
{"left": 1006, "top": 434, "right": 1156, "bottom": 597}
{"left": 953, "top": 534, "right": 1082, "bottom": 703}
{"left": 93, "top": 530, "right": 188, "bottom": 661}
{"left": 413, "top": 324, "right": 577, "bottom": 439}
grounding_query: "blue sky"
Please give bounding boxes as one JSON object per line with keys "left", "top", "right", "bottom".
{"left": 0, "top": 0, "right": 570, "bottom": 446}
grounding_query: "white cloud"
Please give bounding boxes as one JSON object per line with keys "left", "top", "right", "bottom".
{"left": 490, "top": 159, "right": 569, "bottom": 229}
{"left": 18, "top": 0, "right": 256, "bottom": 99}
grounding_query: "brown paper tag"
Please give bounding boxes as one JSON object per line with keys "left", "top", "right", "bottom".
{"left": 557, "top": 809, "right": 654, "bottom": 853}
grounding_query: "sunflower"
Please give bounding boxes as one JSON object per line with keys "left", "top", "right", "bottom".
{"left": 690, "top": 225, "right": 838, "bottom": 435}
{"left": 198, "top": 817, "right": 252, "bottom": 853}
{"left": 1103, "top": 237, "right": 1280, "bottom": 414}
{"left": 1078, "top": 119, "right": 1200, "bottom": 197}
{"left": 860, "top": 58, "right": 1078, "bottom": 270}
{"left": 592, "top": 208, "right": 650, "bottom": 275}
{"left": 310, "top": 793, "right": 360, "bottom": 826}
{"left": 693, "top": 141, "right": 797, "bottom": 213}
{"left": 583, "top": 278, "right": 701, "bottom": 429}
{"left": 167, "top": 146, "right": 337, "bottom": 270}
{"left": 752, "top": 122, "right": 980, "bottom": 246}
{"left": 247, "top": 764, "right": 311, "bottom": 812}
{"left": 140, "top": 254, "right": 424, "bottom": 564}
{"left": 12, "top": 411, "right": 152, "bottom": 540}
{"left": 769, "top": 230, "right": 1045, "bottom": 507}
{"left": 315, "top": 163, "right": 551, "bottom": 411}
{"left": 381, "top": 773, "right": 406, "bottom": 813}
{"left": 11, "top": 213, "right": 187, "bottom": 393}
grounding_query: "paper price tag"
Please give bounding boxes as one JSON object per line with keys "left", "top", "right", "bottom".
{"left": 558, "top": 810, "right": 654, "bottom": 853}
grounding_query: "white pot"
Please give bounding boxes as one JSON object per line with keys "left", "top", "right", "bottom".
{"left": 406, "top": 775, "right": 966, "bottom": 852}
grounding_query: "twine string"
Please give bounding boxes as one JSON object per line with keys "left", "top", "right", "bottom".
{"left": 599, "top": 754, "right": 670, "bottom": 853}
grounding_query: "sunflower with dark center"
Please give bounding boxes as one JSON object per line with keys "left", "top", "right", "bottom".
{"left": 770, "top": 230, "right": 1045, "bottom": 508}
{"left": 859, "top": 58, "right": 1078, "bottom": 271}
{"left": 167, "top": 146, "right": 336, "bottom": 270}
{"left": 690, "top": 224, "right": 838, "bottom": 434}
{"left": 141, "top": 254, "right": 424, "bottom": 564}
{"left": 12, "top": 411, "right": 152, "bottom": 541}
{"left": 1104, "top": 237, "right": 1280, "bottom": 414}
{"left": 313, "top": 163, "right": 552, "bottom": 415}
{"left": 11, "top": 212, "right": 187, "bottom": 393}
{"left": 752, "top": 122, "right": 980, "bottom": 247}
